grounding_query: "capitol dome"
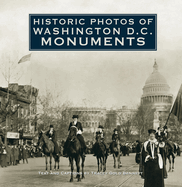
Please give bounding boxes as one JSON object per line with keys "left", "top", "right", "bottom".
{"left": 141, "top": 61, "right": 173, "bottom": 106}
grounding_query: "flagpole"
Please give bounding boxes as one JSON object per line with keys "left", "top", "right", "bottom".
{"left": 164, "top": 84, "right": 182, "bottom": 128}
{"left": 164, "top": 112, "right": 171, "bottom": 128}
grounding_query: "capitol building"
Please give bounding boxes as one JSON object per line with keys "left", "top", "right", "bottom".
{"left": 141, "top": 60, "right": 173, "bottom": 106}
{"left": 141, "top": 60, "right": 173, "bottom": 129}
{"left": 63, "top": 61, "right": 173, "bottom": 134}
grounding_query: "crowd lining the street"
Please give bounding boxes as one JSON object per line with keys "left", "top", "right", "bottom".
{"left": 0, "top": 143, "right": 37, "bottom": 168}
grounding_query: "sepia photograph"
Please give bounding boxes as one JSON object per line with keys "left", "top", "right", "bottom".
{"left": 0, "top": 1, "right": 182, "bottom": 187}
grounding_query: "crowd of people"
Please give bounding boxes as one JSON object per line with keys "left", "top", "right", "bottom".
{"left": 0, "top": 143, "right": 38, "bottom": 168}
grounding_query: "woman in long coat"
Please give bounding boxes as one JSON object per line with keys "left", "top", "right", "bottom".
{"left": 16, "top": 145, "right": 20, "bottom": 164}
{"left": 14, "top": 145, "right": 18, "bottom": 165}
{"left": 6, "top": 145, "right": 11, "bottom": 166}
{"left": 0, "top": 145, "right": 7, "bottom": 167}
{"left": 22, "top": 145, "right": 28, "bottom": 164}
{"left": 11, "top": 145, "right": 15, "bottom": 165}
{"left": 141, "top": 129, "right": 166, "bottom": 187}
{"left": 18, "top": 145, "right": 22, "bottom": 163}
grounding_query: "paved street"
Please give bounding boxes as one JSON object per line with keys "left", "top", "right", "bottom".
{"left": 0, "top": 154, "right": 182, "bottom": 187}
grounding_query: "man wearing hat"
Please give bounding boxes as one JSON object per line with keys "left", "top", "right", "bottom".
{"left": 46, "top": 125, "right": 59, "bottom": 155}
{"left": 63, "top": 115, "right": 87, "bottom": 157}
{"left": 141, "top": 128, "right": 166, "bottom": 187}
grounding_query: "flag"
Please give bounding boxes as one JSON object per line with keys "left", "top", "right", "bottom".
{"left": 171, "top": 84, "right": 182, "bottom": 123}
{"left": 18, "top": 53, "right": 31, "bottom": 64}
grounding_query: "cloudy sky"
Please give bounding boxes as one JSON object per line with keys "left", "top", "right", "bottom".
{"left": 0, "top": 0, "right": 182, "bottom": 108}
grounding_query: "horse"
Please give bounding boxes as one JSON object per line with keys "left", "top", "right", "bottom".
{"left": 110, "top": 139, "right": 122, "bottom": 168}
{"left": 94, "top": 134, "right": 107, "bottom": 172}
{"left": 37, "top": 131, "right": 60, "bottom": 171}
{"left": 67, "top": 126, "right": 85, "bottom": 182}
{"left": 165, "top": 141, "right": 177, "bottom": 172}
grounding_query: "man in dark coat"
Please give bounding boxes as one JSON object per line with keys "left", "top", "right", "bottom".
{"left": 22, "top": 145, "right": 28, "bottom": 163}
{"left": 46, "top": 124, "right": 59, "bottom": 155}
{"left": 63, "top": 115, "right": 87, "bottom": 157}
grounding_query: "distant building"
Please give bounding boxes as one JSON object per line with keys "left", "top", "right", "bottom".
{"left": 64, "top": 106, "right": 136, "bottom": 133}
{"left": 141, "top": 61, "right": 173, "bottom": 129}
{"left": 0, "top": 83, "right": 38, "bottom": 145}
{"left": 141, "top": 60, "right": 173, "bottom": 107}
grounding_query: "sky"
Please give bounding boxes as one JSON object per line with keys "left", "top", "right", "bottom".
{"left": 0, "top": 0, "right": 182, "bottom": 108}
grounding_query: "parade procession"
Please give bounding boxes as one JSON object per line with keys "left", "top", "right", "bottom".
{"left": 0, "top": 59, "right": 182, "bottom": 187}
{"left": 1, "top": 1, "right": 182, "bottom": 186}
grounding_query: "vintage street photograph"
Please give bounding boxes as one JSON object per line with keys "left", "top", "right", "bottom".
{"left": 0, "top": 0, "right": 182, "bottom": 187}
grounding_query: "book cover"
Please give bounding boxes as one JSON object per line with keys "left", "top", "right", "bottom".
{"left": 0, "top": 1, "right": 181, "bottom": 187}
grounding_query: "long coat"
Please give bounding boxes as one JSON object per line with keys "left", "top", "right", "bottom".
{"left": 18, "top": 146, "right": 22, "bottom": 160}
{"left": 0, "top": 148, "right": 7, "bottom": 167}
{"left": 68, "top": 122, "right": 83, "bottom": 132}
{"left": 141, "top": 140, "right": 165, "bottom": 187}
{"left": 6, "top": 146, "right": 11, "bottom": 163}
{"left": 11, "top": 147, "right": 15, "bottom": 163}
{"left": 15, "top": 148, "right": 19, "bottom": 161}
{"left": 22, "top": 147, "right": 28, "bottom": 159}
{"left": 135, "top": 143, "right": 142, "bottom": 164}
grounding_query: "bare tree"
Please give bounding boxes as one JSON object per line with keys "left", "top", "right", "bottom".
{"left": 116, "top": 111, "right": 136, "bottom": 141}
{"left": 36, "top": 86, "right": 73, "bottom": 140}
{"left": 0, "top": 52, "right": 24, "bottom": 145}
{"left": 133, "top": 104, "right": 155, "bottom": 141}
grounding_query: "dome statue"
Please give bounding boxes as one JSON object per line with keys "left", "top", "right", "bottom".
{"left": 141, "top": 60, "right": 173, "bottom": 106}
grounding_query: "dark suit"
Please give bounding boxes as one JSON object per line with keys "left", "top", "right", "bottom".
{"left": 46, "top": 130, "right": 59, "bottom": 154}
{"left": 68, "top": 122, "right": 83, "bottom": 131}
{"left": 112, "top": 133, "right": 120, "bottom": 141}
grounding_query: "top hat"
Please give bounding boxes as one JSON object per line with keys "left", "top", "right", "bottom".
{"left": 72, "top": 115, "right": 79, "bottom": 119}
{"left": 50, "top": 125, "right": 54, "bottom": 128}
{"left": 98, "top": 125, "right": 104, "bottom": 129}
{"left": 113, "top": 128, "right": 117, "bottom": 132}
{"left": 148, "top": 129, "right": 156, "bottom": 134}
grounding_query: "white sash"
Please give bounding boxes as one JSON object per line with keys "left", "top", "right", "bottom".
{"left": 143, "top": 140, "right": 163, "bottom": 169}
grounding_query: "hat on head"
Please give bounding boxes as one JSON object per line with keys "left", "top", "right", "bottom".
{"left": 72, "top": 115, "right": 78, "bottom": 119}
{"left": 50, "top": 124, "right": 54, "bottom": 128}
{"left": 113, "top": 128, "right": 117, "bottom": 132}
{"left": 148, "top": 129, "right": 156, "bottom": 134}
{"left": 98, "top": 125, "right": 104, "bottom": 129}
